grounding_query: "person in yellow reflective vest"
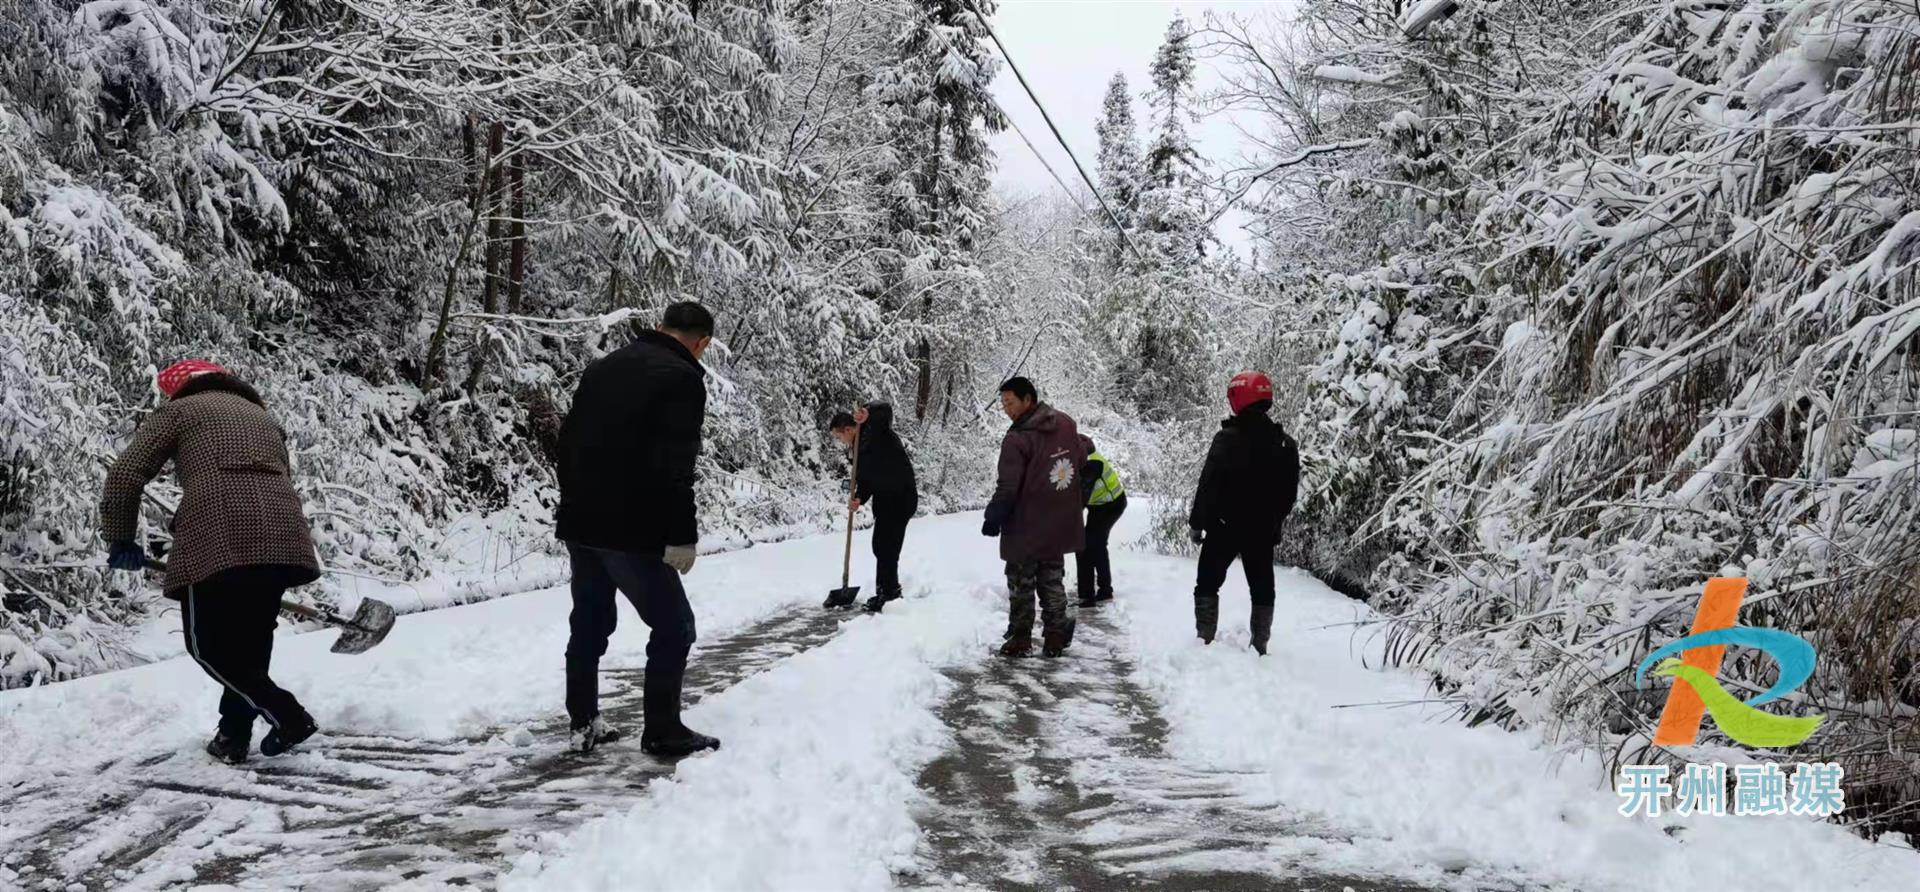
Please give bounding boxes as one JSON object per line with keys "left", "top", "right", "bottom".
{"left": 1075, "top": 434, "right": 1127, "bottom": 608}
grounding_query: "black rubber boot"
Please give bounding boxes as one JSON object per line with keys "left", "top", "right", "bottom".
{"left": 638, "top": 664, "right": 717, "bottom": 757}
{"left": 1251, "top": 604, "right": 1274, "bottom": 656}
{"left": 1195, "top": 593, "right": 1219, "bottom": 644}
{"left": 1041, "top": 618, "right": 1076, "bottom": 658}
{"left": 864, "top": 586, "right": 903, "bottom": 613}
{"left": 260, "top": 713, "right": 317, "bottom": 757}
{"left": 205, "top": 730, "right": 250, "bottom": 765}
{"left": 999, "top": 635, "right": 1032, "bottom": 658}
{"left": 641, "top": 726, "right": 720, "bottom": 759}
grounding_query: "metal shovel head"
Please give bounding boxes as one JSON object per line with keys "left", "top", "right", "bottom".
{"left": 330, "top": 597, "right": 397, "bottom": 654}
{"left": 823, "top": 586, "right": 861, "bottom": 610}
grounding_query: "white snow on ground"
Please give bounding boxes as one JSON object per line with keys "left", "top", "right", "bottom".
{"left": 6, "top": 508, "right": 1917, "bottom": 891}
{"left": 499, "top": 517, "right": 1011, "bottom": 890}
{"left": 0, "top": 523, "right": 880, "bottom": 785}
{"left": 1105, "top": 514, "right": 1920, "bottom": 892}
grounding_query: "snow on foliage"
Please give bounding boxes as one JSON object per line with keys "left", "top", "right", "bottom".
{"left": 1212, "top": 0, "right": 1920, "bottom": 835}
{"left": 0, "top": 0, "right": 1015, "bottom": 686}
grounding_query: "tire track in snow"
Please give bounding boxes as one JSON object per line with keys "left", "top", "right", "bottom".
{"left": 1, "top": 604, "right": 852, "bottom": 891}
{"left": 902, "top": 612, "right": 1445, "bottom": 892}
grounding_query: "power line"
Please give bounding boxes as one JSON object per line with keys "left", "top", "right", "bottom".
{"left": 1004, "top": 114, "right": 1089, "bottom": 215}
{"left": 969, "top": 1, "right": 1148, "bottom": 264}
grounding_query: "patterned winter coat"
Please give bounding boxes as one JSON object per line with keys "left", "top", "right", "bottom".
{"left": 100, "top": 375, "right": 320, "bottom": 596}
{"left": 984, "top": 403, "right": 1087, "bottom": 562}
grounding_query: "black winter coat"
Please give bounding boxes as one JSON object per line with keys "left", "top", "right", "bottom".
{"left": 555, "top": 331, "right": 706, "bottom": 553}
{"left": 1189, "top": 408, "right": 1300, "bottom": 544}
{"left": 853, "top": 402, "right": 917, "bottom": 504}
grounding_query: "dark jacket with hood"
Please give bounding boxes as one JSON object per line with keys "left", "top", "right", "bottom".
{"left": 1189, "top": 403, "right": 1300, "bottom": 544}
{"left": 556, "top": 330, "right": 706, "bottom": 553}
{"left": 100, "top": 373, "right": 321, "bottom": 596}
{"left": 984, "top": 402, "right": 1087, "bottom": 562}
{"left": 852, "top": 402, "right": 917, "bottom": 505}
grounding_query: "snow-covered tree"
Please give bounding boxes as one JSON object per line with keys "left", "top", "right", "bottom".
{"left": 1217, "top": 0, "right": 1920, "bottom": 831}
{"left": 1094, "top": 72, "right": 1142, "bottom": 234}
{"left": 1102, "top": 13, "right": 1217, "bottom": 423}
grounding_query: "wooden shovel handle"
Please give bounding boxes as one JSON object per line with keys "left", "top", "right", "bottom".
{"left": 842, "top": 407, "right": 861, "bottom": 589}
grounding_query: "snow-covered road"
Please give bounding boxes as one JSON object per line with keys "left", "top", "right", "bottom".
{"left": 3, "top": 510, "right": 1914, "bottom": 891}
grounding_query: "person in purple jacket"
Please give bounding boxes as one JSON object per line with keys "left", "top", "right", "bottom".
{"left": 981, "top": 377, "right": 1087, "bottom": 658}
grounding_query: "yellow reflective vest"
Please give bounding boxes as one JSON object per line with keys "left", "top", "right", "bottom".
{"left": 1087, "top": 450, "right": 1125, "bottom": 507}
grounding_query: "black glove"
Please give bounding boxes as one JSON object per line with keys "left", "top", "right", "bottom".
{"left": 1188, "top": 527, "right": 1205, "bottom": 545}
{"left": 982, "top": 519, "right": 1001, "bottom": 537}
{"left": 107, "top": 542, "right": 147, "bottom": 571}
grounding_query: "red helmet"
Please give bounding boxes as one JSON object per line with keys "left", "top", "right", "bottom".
{"left": 156, "top": 360, "right": 228, "bottom": 397}
{"left": 1227, "top": 371, "right": 1273, "bottom": 414}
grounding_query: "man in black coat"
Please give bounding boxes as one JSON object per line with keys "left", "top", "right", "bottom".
{"left": 1189, "top": 371, "right": 1301, "bottom": 656}
{"left": 555, "top": 301, "right": 720, "bottom": 757}
{"left": 831, "top": 401, "right": 918, "bottom": 612}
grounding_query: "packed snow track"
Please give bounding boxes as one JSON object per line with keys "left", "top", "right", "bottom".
{"left": 1, "top": 607, "right": 848, "bottom": 890}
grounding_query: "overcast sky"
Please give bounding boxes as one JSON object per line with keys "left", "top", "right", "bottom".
{"left": 985, "top": 0, "right": 1288, "bottom": 254}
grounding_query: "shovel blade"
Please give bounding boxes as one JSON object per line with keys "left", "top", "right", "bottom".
{"left": 329, "top": 597, "right": 397, "bottom": 654}
{"left": 822, "top": 586, "right": 861, "bottom": 610}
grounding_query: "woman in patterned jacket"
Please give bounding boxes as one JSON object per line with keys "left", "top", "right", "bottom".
{"left": 100, "top": 360, "right": 322, "bottom": 764}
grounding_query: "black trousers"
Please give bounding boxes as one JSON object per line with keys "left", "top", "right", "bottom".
{"left": 181, "top": 568, "right": 309, "bottom": 738}
{"left": 1194, "top": 533, "right": 1276, "bottom": 606}
{"left": 1075, "top": 494, "right": 1127, "bottom": 600}
{"left": 564, "top": 543, "right": 697, "bottom": 732}
{"left": 870, "top": 492, "right": 917, "bottom": 593}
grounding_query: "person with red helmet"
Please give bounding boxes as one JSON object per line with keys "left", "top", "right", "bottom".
{"left": 101, "top": 360, "right": 322, "bottom": 763}
{"left": 1187, "top": 370, "right": 1301, "bottom": 655}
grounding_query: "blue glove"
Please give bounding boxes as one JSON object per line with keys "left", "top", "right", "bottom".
{"left": 1188, "top": 527, "right": 1205, "bottom": 545}
{"left": 981, "top": 519, "right": 1000, "bottom": 537}
{"left": 107, "top": 542, "right": 147, "bottom": 571}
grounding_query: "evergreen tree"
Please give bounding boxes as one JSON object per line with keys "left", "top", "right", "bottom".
{"left": 1105, "top": 12, "right": 1213, "bottom": 422}
{"left": 1094, "top": 72, "right": 1142, "bottom": 228}
{"left": 870, "top": 0, "right": 1007, "bottom": 423}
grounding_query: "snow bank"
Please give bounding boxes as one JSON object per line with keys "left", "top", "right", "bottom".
{"left": 1108, "top": 550, "right": 1919, "bottom": 892}
{"left": 500, "top": 513, "right": 1010, "bottom": 891}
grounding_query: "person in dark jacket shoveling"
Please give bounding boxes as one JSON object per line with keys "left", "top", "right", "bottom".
{"left": 555, "top": 301, "right": 720, "bottom": 757}
{"left": 1189, "top": 371, "right": 1301, "bottom": 655}
{"left": 100, "top": 360, "right": 323, "bottom": 764}
{"left": 982, "top": 377, "right": 1087, "bottom": 658}
{"left": 830, "top": 401, "right": 918, "bottom": 612}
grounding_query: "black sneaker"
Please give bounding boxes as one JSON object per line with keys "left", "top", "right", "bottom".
{"left": 1094, "top": 590, "right": 1114, "bottom": 603}
{"left": 571, "top": 717, "right": 624, "bottom": 754}
{"left": 1076, "top": 596, "right": 1098, "bottom": 609}
{"left": 260, "top": 715, "right": 318, "bottom": 757}
{"left": 641, "top": 727, "right": 721, "bottom": 759}
{"left": 863, "top": 588, "right": 903, "bottom": 613}
{"left": 205, "top": 730, "right": 249, "bottom": 764}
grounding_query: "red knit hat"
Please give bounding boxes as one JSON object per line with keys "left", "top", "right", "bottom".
{"left": 1228, "top": 370, "right": 1274, "bottom": 415}
{"left": 156, "top": 360, "right": 228, "bottom": 397}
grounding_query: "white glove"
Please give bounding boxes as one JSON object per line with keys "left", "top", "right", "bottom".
{"left": 663, "top": 544, "right": 697, "bottom": 575}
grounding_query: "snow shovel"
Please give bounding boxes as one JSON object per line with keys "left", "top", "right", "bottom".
{"left": 147, "top": 559, "right": 396, "bottom": 654}
{"left": 823, "top": 409, "right": 862, "bottom": 610}
{"left": 277, "top": 597, "right": 397, "bottom": 655}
